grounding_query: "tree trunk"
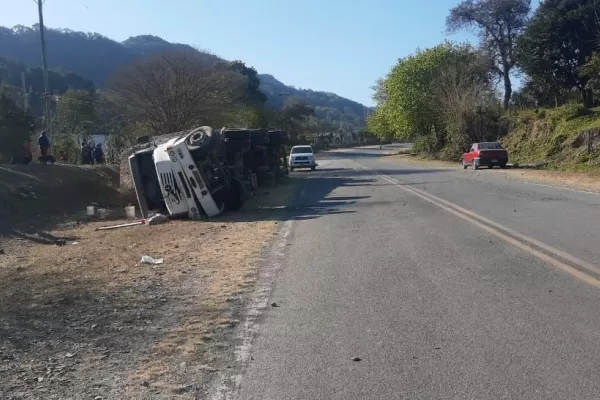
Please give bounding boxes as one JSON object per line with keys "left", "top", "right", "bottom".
{"left": 503, "top": 68, "right": 512, "bottom": 111}
{"left": 582, "top": 88, "right": 594, "bottom": 108}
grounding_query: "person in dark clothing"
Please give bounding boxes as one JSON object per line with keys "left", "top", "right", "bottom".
{"left": 94, "top": 143, "right": 104, "bottom": 164}
{"left": 81, "top": 142, "right": 89, "bottom": 164}
{"left": 88, "top": 143, "right": 95, "bottom": 165}
{"left": 38, "top": 131, "right": 50, "bottom": 156}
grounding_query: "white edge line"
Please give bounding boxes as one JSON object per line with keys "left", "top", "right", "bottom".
{"left": 209, "top": 219, "right": 294, "bottom": 400}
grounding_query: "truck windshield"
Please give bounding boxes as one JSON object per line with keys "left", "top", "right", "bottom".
{"left": 291, "top": 146, "right": 313, "bottom": 154}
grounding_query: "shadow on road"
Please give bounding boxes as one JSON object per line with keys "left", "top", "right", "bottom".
{"left": 225, "top": 159, "right": 448, "bottom": 224}
{"left": 225, "top": 174, "right": 378, "bottom": 223}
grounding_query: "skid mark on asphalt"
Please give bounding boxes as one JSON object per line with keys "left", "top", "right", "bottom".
{"left": 354, "top": 162, "right": 600, "bottom": 289}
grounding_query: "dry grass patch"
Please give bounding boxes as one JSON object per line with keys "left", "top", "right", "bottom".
{"left": 0, "top": 179, "right": 299, "bottom": 399}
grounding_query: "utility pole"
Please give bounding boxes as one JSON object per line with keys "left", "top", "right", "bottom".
{"left": 279, "top": 93, "right": 291, "bottom": 137}
{"left": 21, "top": 72, "right": 29, "bottom": 111}
{"left": 34, "top": 0, "right": 51, "bottom": 136}
{"left": 279, "top": 92, "right": 291, "bottom": 109}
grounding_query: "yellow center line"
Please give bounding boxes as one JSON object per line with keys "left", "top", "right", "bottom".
{"left": 356, "top": 163, "right": 600, "bottom": 289}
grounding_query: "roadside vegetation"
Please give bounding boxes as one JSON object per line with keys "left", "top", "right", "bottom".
{"left": 368, "top": 0, "right": 600, "bottom": 173}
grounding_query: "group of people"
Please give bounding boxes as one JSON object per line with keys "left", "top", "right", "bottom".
{"left": 20, "top": 132, "right": 105, "bottom": 165}
{"left": 81, "top": 141, "right": 104, "bottom": 164}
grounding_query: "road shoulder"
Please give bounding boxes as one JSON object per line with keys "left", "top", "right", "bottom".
{"left": 386, "top": 153, "right": 600, "bottom": 194}
{"left": 0, "top": 176, "right": 300, "bottom": 399}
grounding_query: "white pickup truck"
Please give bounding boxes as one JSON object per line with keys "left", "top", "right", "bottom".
{"left": 128, "top": 126, "right": 245, "bottom": 220}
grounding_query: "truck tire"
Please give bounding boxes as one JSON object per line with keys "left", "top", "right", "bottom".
{"left": 187, "top": 126, "right": 218, "bottom": 156}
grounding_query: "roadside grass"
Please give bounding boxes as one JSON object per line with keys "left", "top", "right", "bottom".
{"left": 503, "top": 105, "right": 600, "bottom": 174}
{"left": 0, "top": 176, "right": 300, "bottom": 399}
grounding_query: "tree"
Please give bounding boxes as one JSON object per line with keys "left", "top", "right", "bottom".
{"left": 433, "top": 50, "right": 499, "bottom": 156}
{"left": 580, "top": 52, "right": 600, "bottom": 95}
{"left": 447, "top": 0, "right": 531, "bottom": 110}
{"left": 53, "top": 89, "right": 97, "bottom": 137}
{"left": 368, "top": 42, "right": 498, "bottom": 157}
{"left": 370, "top": 77, "right": 388, "bottom": 106}
{"left": 0, "top": 87, "right": 34, "bottom": 162}
{"left": 517, "top": 0, "right": 600, "bottom": 107}
{"left": 107, "top": 50, "right": 247, "bottom": 134}
{"left": 0, "top": 25, "right": 370, "bottom": 133}
{"left": 368, "top": 43, "right": 461, "bottom": 144}
{"left": 52, "top": 89, "right": 98, "bottom": 161}
{"left": 226, "top": 60, "right": 267, "bottom": 105}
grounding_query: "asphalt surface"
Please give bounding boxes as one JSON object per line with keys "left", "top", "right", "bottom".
{"left": 233, "top": 147, "right": 600, "bottom": 400}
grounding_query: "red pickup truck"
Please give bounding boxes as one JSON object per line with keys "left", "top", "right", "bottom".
{"left": 462, "top": 142, "right": 508, "bottom": 170}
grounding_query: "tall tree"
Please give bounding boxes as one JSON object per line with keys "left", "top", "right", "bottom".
{"left": 107, "top": 50, "right": 246, "bottom": 134}
{"left": 0, "top": 87, "right": 34, "bottom": 162}
{"left": 226, "top": 60, "right": 267, "bottom": 105}
{"left": 446, "top": 0, "right": 531, "bottom": 110}
{"left": 518, "top": 0, "right": 600, "bottom": 107}
{"left": 368, "top": 43, "right": 459, "bottom": 143}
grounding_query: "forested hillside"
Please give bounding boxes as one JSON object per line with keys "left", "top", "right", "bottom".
{"left": 0, "top": 25, "right": 367, "bottom": 129}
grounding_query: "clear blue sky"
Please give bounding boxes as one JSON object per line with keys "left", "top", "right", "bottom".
{"left": 1, "top": 0, "right": 539, "bottom": 106}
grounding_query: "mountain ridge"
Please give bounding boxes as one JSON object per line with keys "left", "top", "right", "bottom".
{"left": 0, "top": 25, "right": 369, "bottom": 129}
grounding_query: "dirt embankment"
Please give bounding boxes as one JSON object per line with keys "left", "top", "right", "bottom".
{"left": 0, "top": 164, "right": 123, "bottom": 234}
{"left": 0, "top": 162, "right": 300, "bottom": 399}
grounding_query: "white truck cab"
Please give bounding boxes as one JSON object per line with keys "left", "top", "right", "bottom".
{"left": 128, "top": 126, "right": 245, "bottom": 220}
{"left": 153, "top": 140, "right": 203, "bottom": 219}
{"left": 164, "top": 136, "right": 223, "bottom": 218}
{"left": 289, "top": 145, "right": 316, "bottom": 171}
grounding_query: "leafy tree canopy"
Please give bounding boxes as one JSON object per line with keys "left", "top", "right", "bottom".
{"left": 517, "top": 0, "right": 600, "bottom": 106}
{"left": 446, "top": 0, "right": 531, "bottom": 109}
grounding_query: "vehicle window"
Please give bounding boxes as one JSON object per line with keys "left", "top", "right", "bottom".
{"left": 291, "top": 146, "right": 313, "bottom": 154}
{"left": 479, "top": 142, "right": 503, "bottom": 149}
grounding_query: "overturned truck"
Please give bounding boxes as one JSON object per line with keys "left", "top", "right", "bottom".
{"left": 128, "top": 126, "right": 289, "bottom": 219}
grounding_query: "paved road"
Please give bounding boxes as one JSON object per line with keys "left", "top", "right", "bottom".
{"left": 220, "top": 147, "right": 600, "bottom": 400}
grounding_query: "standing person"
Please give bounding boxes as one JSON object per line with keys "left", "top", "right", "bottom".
{"left": 94, "top": 143, "right": 104, "bottom": 164}
{"left": 88, "top": 142, "right": 95, "bottom": 165}
{"left": 81, "top": 142, "right": 89, "bottom": 164}
{"left": 38, "top": 131, "right": 50, "bottom": 158}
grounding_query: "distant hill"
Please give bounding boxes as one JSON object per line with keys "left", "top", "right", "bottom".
{"left": 258, "top": 74, "right": 371, "bottom": 129}
{"left": 0, "top": 25, "right": 369, "bottom": 130}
